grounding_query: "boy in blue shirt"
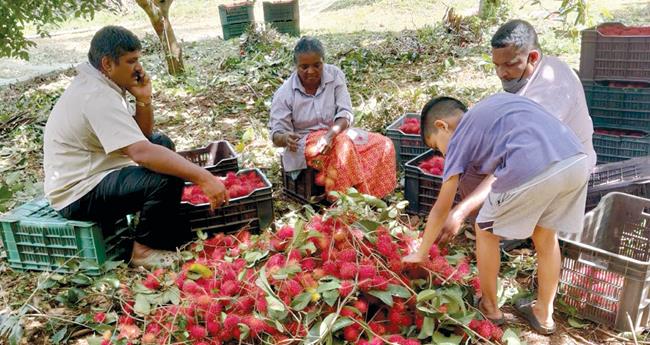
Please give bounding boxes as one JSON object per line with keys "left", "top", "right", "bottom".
{"left": 403, "top": 93, "right": 589, "bottom": 335}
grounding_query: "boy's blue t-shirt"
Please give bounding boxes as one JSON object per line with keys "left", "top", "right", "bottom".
{"left": 442, "top": 93, "right": 584, "bottom": 193}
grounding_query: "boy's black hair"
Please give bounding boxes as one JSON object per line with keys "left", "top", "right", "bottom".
{"left": 490, "top": 19, "right": 539, "bottom": 51}
{"left": 88, "top": 26, "right": 142, "bottom": 70}
{"left": 420, "top": 96, "right": 467, "bottom": 143}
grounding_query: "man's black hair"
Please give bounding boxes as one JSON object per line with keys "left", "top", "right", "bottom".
{"left": 88, "top": 26, "right": 142, "bottom": 70}
{"left": 293, "top": 36, "right": 325, "bottom": 63}
{"left": 420, "top": 96, "right": 467, "bottom": 143}
{"left": 490, "top": 19, "right": 540, "bottom": 51}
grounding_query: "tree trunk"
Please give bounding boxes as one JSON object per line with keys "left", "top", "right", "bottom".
{"left": 135, "top": 0, "right": 184, "bottom": 75}
{"left": 479, "top": 0, "right": 500, "bottom": 19}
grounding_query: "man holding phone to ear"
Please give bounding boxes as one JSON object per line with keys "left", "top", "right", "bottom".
{"left": 43, "top": 26, "right": 228, "bottom": 268}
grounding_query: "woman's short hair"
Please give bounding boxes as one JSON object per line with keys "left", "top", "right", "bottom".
{"left": 293, "top": 36, "right": 325, "bottom": 63}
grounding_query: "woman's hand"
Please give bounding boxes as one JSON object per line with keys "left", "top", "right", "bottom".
{"left": 279, "top": 132, "right": 300, "bottom": 152}
{"left": 315, "top": 132, "right": 335, "bottom": 155}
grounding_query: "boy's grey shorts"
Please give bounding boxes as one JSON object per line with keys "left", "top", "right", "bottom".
{"left": 476, "top": 154, "right": 590, "bottom": 240}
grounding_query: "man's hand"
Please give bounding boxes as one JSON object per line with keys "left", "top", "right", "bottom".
{"left": 198, "top": 176, "right": 229, "bottom": 210}
{"left": 281, "top": 132, "right": 301, "bottom": 152}
{"left": 315, "top": 132, "right": 335, "bottom": 155}
{"left": 436, "top": 208, "right": 466, "bottom": 246}
{"left": 127, "top": 70, "right": 152, "bottom": 103}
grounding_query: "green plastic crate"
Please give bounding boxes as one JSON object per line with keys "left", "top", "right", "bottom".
{"left": 583, "top": 81, "right": 650, "bottom": 131}
{"left": 263, "top": 0, "right": 299, "bottom": 22}
{"left": 0, "top": 199, "right": 132, "bottom": 275}
{"left": 266, "top": 20, "right": 300, "bottom": 36}
{"left": 593, "top": 128, "right": 650, "bottom": 163}
{"left": 218, "top": 2, "right": 255, "bottom": 25}
{"left": 222, "top": 22, "right": 253, "bottom": 40}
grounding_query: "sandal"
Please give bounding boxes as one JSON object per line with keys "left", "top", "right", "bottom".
{"left": 514, "top": 298, "right": 556, "bottom": 335}
{"left": 477, "top": 298, "right": 506, "bottom": 326}
{"left": 130, "top": 249, "right": 177, "bottom": 269}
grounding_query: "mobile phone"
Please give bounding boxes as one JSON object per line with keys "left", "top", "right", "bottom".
{"left": 135, "top": 71, "right": 143, "bottom": 83}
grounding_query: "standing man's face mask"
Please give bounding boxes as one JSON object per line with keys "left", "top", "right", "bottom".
{"left": 501, "top": 54, "right": 531, "bottom": 93}
{"left": 492, "top": 46, "right": 540, "bottom": 94}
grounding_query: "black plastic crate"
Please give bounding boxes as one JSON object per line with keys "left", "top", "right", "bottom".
{"left": 593, "top": 128, "right": 650, "bottom": 163}
{"left": 282, "top": 165, "right": 326, "bottom": 204}
{"left": 177, "top": 141, "right": 239, "bottom": 176}
{"left": 266, "top": 20, "right": 300, "bottom": 36}
{"left": 404, "top": 150, "right": 459, "bottom": 216}
{"left": 179, "top": 168, "right": 273, "bottom": 234}
{"left": 263, "top": 0, "right": 299, "bottom": 22}
{"left": 583, "top": 81, "right": 650, "bottom": 131}
{"left": 218, "top": 2, "right": 255, "bottom": 25}
{"left": 579, "top": 23, "right": 650, "bottom": 83}
{"left": 586, "top": 157, "right": 650, "bottom": 211}
{"left": 559, "top": 193, "right": 650, "bottom": 331}
{"left": 386, "top": 113, "right": 428, "bottom": 168}
{"left": 222, "top": 22, "right": 253, "bottom": 40}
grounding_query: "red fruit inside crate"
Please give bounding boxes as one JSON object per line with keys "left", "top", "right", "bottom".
{"left": 181, "top": 171, "right": 265, "bottom": 204}
{"left": 418, "top": 155, "right": 445, "bottom": 175}
{"left": 598, "top": 24, "right": 650, "bottom": 36}
{"left": 594, "top": 128, "right": 646, "bottom": 137}
{"left": 399, "top": 118, "right": 421, "bottom": 135}
{"left": 608, "top": 81, "right": 650, "bottom": 88}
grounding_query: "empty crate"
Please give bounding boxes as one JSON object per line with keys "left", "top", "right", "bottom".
{"left": 178, "top": 141, "right": 239, "bottom": 175}
{"left": 0, "top": 199, "right": 131, "bottom": 275}
{"left": 219, "top": 2, "right": 255, "bottom": 40}
{"left": 586, "top": 156, "right": 650, "bottom": 211}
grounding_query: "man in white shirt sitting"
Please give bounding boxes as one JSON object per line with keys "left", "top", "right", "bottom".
{"left": 436, "top": 19, "right": 596, "bottom": 246}
{"left": 43, "top": 26, "right": 228, "bottom": 268}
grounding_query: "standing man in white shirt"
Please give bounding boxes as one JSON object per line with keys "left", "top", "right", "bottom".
{"left": 43, "top": 26, "right": 229, "bottom": 268}
{"left": 436, "top": 19, "right": 596, "bottom": 246}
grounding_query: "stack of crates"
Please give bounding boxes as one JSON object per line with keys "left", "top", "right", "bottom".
{"left": 219, "top": 2, "right": 255, "bottom": 40}
{"left": 263, "top": 0, "right": 300, "bottom": 36}
{"left": 579, "top": 23, "right": 650, "bottom": 163}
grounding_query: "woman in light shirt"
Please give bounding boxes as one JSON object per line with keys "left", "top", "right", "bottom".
{"left": 269, "top": 36, "right": 396, "bottom": 199}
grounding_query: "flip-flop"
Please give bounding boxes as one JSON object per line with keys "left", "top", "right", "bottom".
{"left": 514, "top": 298, "right": 556, "bottom": 335}
{"left": 477, "top": 298, "right": 505, "bottom": 326}
{"left": 130, "top": 250, "right": 177, "bottom": 269}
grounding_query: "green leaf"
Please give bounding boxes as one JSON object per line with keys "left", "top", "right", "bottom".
{"left": 568, "top": 317, "right": 589, "bottom": 329}
{"left": 317, "top": 281, "right": 341, "bottom": 293}
{"left": 444, "top": 252, "right": 465, "bottom": 265}
{"left": 37, "top": 277, "right": 57, "bottom": 289}
{"left": 319, "top": 313, "right": 337, "bottom": 338}
{"left": 134, "top": 293, "right": 151, "bottom": 315}
{"left": 51, "top": 327, "right": 67, "bottom": 344}
{"left": 322, "top": 289, "right": 339, "bottom": 307}
{"left": 162, "top": 286, "right": 181, "bottom": 305}
{"left": 101, "top": 260, "right": 123, "bottom": 272}
{"left": 417, "top": 317, "right": 434, "bottom": 339}
{"left": 70, "top": 274, "right": 92, "bottom": 286}
{"left": 388, "top": 284, "right": 411, "bottom": 298}
{"left": 354, "top": 219, "right": 381, "bottom": 233}
{"left": 85, "top": 336, "right": 104, "bottom": 345}
{"left": 417, "top": 289, "right": 437, "bottom": 303}
{"left": 244, "top": 250, "right": 269, "bottom": 264}
{"left": 432, "top": 331, "right": 463, "bottom": 345}
{"left": 501, "top": 328, "right": 524, "bottom": 345}
{"left": 9, "top": 321, "right": 22, "bottom": 345}
{"left": 332, "top": 317, "right": 354, "bottom": 333}
{"left": 291, "top": 292, "right": 312, "bottom": 311}
{"left": 369, "top": 290, "right": 393, "bottom": 307}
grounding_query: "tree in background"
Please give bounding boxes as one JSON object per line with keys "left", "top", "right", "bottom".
{"left": 135, "top": 0, "right": 184, "bottom": 75}
{"left": 0, "top": 0, "right": 119, "bottom": 60}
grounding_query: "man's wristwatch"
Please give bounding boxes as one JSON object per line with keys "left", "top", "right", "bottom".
{"left": 136, "top": 98, "right": 152, "bottom": 107}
